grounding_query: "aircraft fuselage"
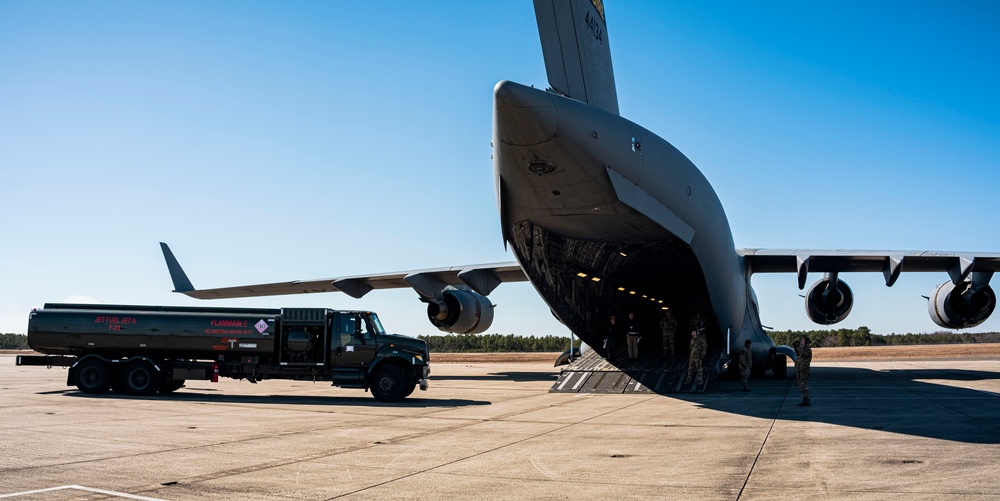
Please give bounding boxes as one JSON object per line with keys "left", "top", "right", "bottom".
{"left": 492, "top": 80, "right": 772, "bottom": 360}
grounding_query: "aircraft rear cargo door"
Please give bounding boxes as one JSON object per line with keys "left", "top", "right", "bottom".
{"left": 333, "top": 313, "right": 376, "bottom": 368}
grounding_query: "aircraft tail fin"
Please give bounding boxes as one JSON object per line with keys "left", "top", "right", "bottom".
{"left": 159, "top": 242, "right": 196, "bottom": 293}
{"left": 533, "top": 0, "right": 619, "bottom": 115}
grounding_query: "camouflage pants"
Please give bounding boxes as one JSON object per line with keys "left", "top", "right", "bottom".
{"left": 685, "top": 357, "right": 703, "bottom": 384}
{"left": 662, "top": 331, "right": 675, "bottom": 356}
{"left": 740, "top": 367, "right": 751, "bottom": 385}
{"left": 796, "top": 367, "right": 810, "bottom": 402}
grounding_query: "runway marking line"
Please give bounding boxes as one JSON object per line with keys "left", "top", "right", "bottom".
{"left": 0, "top": 485, "right": 167, "bottom": 500}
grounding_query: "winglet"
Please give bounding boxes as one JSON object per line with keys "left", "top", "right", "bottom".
{"left": 159, "top": 242, "right": 196, "bottom": 293}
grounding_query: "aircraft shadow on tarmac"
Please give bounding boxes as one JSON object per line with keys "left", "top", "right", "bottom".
{"left": 59, "top": 391, "right": 490, "bottom": 408}
{"left": 674, "top": 366, "right": 1000, "bottom": 444}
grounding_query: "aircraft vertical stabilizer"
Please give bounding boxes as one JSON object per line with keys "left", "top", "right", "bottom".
{"left": 533, "top": 0, "right": 619, "bottom": 115}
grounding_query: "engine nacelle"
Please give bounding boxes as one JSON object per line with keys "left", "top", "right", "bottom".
{"left": 426, "top": 289, "right": 495, "bottom": 334}
{"left": 928, "top": 281, "right": 996, "bottom": 329}
{"left": 805, "top": 278, "right": 854, "bottom": 324}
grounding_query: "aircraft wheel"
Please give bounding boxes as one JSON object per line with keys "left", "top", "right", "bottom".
{"left": 727, "top": 354, "right": 740, "bottom": 379}
{"left": 772, "top": 354, "right": 787, "bottom": 379}
{"left": 75, "top": 359, "right": 112, "bottom": 394}
{"left": 370, "top": 365, "right": 406, "bottom": 402}
{"left": 121, "top": 360, "right": 162, "bottom": 396}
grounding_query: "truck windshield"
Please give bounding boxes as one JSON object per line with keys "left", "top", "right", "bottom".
{"left": 367, "top": 313, "right": 386, "bottom": 335}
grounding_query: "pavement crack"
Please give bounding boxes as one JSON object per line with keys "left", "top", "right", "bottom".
{"left": 736, "top": 383, "right": 791, "bottom": 500}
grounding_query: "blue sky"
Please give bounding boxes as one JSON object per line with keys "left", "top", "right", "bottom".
{"left": 2, "top": 1, "right": 998, "bottom": 338}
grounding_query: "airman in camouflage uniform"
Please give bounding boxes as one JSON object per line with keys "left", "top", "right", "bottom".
{"left": 794, "top": 337, "right": 812, "bottom": 406}
{"left": 738, "top": 339, "right": 752, "bottom": 391}
{"left": 683, "top": 314, "right": 707, "bottom": 385}
{"left": 660, "top": 310, "right": 678, "bottom": 358}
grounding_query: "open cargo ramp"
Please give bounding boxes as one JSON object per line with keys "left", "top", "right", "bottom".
{"left": 551, "top": 349, "right": 726, "bottom": 394}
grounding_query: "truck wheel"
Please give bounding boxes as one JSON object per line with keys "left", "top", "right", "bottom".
{"left": 370, "top": 365, "right": 406, "bottom": 402}
{"left": 121, "top": 360, "right": 162, "bottom": 396}
{"left": 75, "top": 359, "right": 112, "bottom": 394}
{"left": 401, "top": 382, "right": 417, "bottom": 399}
{"left": 158, "top": 379, "right": 185, "bottom": 394}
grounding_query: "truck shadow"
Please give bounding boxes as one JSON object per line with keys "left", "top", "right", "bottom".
{"left": 669, "top": 365, "right": 1000, "bottom": 444}
{"left": 63, "top": 392, "right": 490, "bottom": 408}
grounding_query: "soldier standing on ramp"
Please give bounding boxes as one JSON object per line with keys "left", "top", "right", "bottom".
{"left": 738, "top": 339, "right": 752, "bottom": 391}
{"left": 604, "top": 315, "right": 619, "bottom": 362}
{"left": 660, "top": 310, "right": 677, "bottom": 358}
{"left": 794, "top": 337, "right": 813, "bottom": 406}
{"left": 683, "top": 314, "right": 707, "bottom": 386}
{"left": 625, "top": 312, "right": 641, "bottom": 360}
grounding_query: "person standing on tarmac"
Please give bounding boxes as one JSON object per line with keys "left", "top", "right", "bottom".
{"left": 604, "top": 315, "right": 619, "bottom": 362}
{"left": 625, "top": 312, "right": 641, "bottom": 359}
{"left": 660, "top": 310, "right": 677, "bottom": 358}
{"left": 738, "top": 339, "right": 752, "bottom": 391}
{"left": 684, "top": 315, "right": 707, "bottom": 386}
{"left": 794, "top": 337, "right": 813, "bottom": 406}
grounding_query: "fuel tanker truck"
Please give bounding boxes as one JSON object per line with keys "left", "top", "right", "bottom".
{"left": 16, "top": 303, "right": 430, "bottom": 402}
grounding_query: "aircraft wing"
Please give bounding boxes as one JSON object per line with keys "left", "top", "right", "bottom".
{"left": 160, "top": 243, "right": 526, "bottom": 300}
{"left": 739, "top": 249, "right": 1000, "bottom": 289}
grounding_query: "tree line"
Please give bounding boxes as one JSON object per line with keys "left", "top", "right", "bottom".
{"left": 1, "top": 334, "right": 29, "bottom": 350}
{"left": 767, "top": 327, "right": 1000, "bottom": 348}
{"left": 4, "top": 330, "right": 1000, "bottom": 352}
{"left": 418, "top": 333, "right": 581, "bottom": 353}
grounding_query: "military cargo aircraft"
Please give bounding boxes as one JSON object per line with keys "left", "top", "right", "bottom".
{"left": 161, "top": 0, "right": 1000, "bottom": 374}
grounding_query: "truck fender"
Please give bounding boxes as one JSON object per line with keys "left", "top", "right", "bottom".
{"left": 67, "top": 354, "right": 120, "bottom": 386}
{"left": 366, "top": 357, "right": 413, "bottom": 386}
{"left": 121, "top": 356, "right": 163, "bottom": 373}
{"left": 67, "top": 355, "right": 163, "bottom": 386}
{"left": 69, "top": 353, "right": 117, "bottom": 369}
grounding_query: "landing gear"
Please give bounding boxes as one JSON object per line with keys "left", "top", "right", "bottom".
{"left": 772, "top": 354, "right": 787, "bottom": 379}
{"left": 727, "top": 354, "right": 740, "bottom": 379}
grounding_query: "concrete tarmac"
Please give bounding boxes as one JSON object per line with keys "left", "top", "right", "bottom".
{"left": 2, "top": 354, "right": 1000, "bottom": 500}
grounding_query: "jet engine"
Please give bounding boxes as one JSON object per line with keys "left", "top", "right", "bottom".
{"left": 426, "top": 289, "right": 495, "bottom": 334}
{"left": 928, "top": 280, "right": 996, "bottom": 329}
{"left": 805, "top": 277, "right": 854, "bottom": 324}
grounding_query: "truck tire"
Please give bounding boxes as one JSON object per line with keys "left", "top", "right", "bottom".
{"left": 370, "top": 365, "right": 406, "bottom": 402}
{"left": 158, "top": 379, "right": 186, "bottom": 394}
{"left": 401, "top": 382, "right": 417, "bottom": 399}
{"left": 121, "top": 360, "right": 162, "bottom": 396}
{"left": 75, "top": 359, "right": 112, "bottom": 394}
